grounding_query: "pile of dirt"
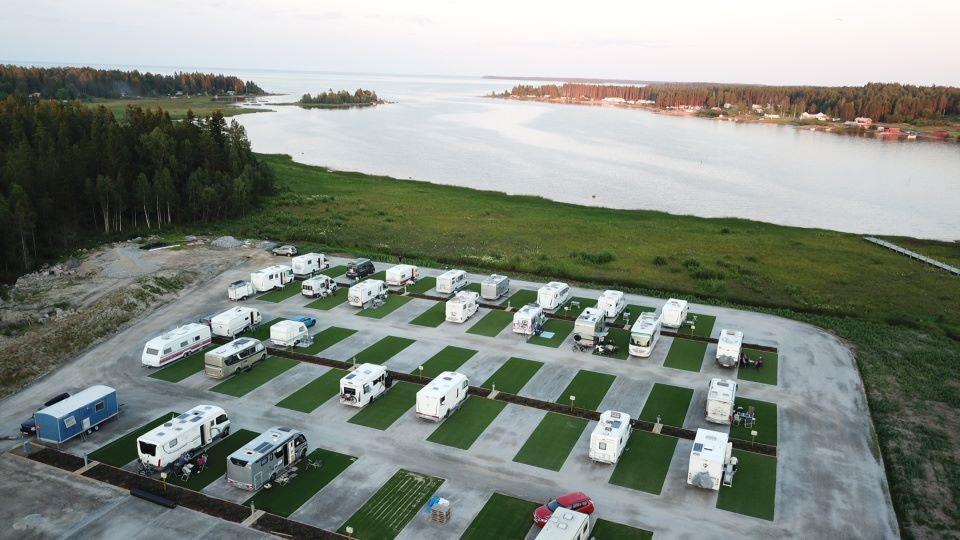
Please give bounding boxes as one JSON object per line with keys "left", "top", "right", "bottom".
{"left": 211, "top": 236, "right": 244, "bottom": 249}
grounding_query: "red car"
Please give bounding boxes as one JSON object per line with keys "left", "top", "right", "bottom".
{"left": 533, "top": 492, "right": 595, "bottom": 526}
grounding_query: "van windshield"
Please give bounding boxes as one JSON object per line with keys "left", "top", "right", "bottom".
{"left": 145, "top": 348, "right": 159, "bottom": 356}
{"left": 230, "top": 457, "right": 249, "bottom": 467}
{"left": 342, "top": 387, "right": 356, "bottom": 396}
{"left": 138, "top": 441, "right": 157, "bottom": 456}
{"left": 631, "top": 333, "right": 652, "bottom": 347}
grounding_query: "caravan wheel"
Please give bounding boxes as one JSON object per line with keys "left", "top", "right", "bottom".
{"left": 94, "top": 424, "right": 100, "bottom": 432}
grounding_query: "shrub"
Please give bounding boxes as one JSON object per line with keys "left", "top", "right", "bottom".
{"left": 653, "top": 256, "right": 668, "bottom": 266}
{"left": 576, "top": 251, "right": 615, "bottom": 265}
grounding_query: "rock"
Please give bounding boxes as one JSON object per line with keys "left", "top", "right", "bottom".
{"left": 185, "top": 235, "right": 197, "bottom": 242}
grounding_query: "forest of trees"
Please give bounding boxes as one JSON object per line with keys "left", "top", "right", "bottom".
{"left": 501, "top": 82, "right": 960, "bottom": 124}
{"left": 0, "top": 65, "right": 265, "bottom": 100}
{"left": 0, "top": 95, "right": 275, "bottom": 273}
{"left": 298, "top": 89, "right": 380, "bottom": 105}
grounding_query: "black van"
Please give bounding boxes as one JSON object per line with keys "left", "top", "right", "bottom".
{"left": 346, "top": 258, "right": 375, "bottom": 280}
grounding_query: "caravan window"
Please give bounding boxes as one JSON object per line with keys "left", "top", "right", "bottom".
{"left": 462, "top": 380, "right": 468, "bottom": 389}
{"left": 295, "top": 435, "right": 306, "bottom": 446}
{"left": 194, "top": 336, "right": 200, "bottom": 342}
{"left": 95, "top": 401, "right": 105, "bottom": 412}
{"left": 64, "top": 416, "right": 76, "bottom": 428}
{"left": 146, "top": 348, "right": 159, "bottom": 356}
{"left": 599, "top": 442, "right": 607, "bottom": 450}
{"left": 180, "top": 341, "right": 188, "bottom": 348}
{"left": 259, "top": 456, "right": 269, "bottom": 466}
{"left": 274, "top": 447, "right": 284, "bottom": 459}
{"left": 230, "top": 457, "right": 248, "bottom": 467}
{"left": 139, "top": 441, "right": 157, "bottom": 456}
{"left": 216, "top": 414, "right": 228, "bottom": 425}
{"left": 440, "top": 396, "right": 446, "bottom": 405}
{"left": 163, "top": 347, "right": 172, "bottom": 355}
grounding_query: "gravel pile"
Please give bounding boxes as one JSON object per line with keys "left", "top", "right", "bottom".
{"left": 211, "top": 236, "right": 244, "bottom": 249}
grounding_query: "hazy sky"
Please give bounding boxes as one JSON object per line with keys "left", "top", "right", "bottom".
{"left": 3, "top": 0, "right": 958, "bottom": 86}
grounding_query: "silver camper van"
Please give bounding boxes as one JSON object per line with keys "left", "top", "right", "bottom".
{"left": 204, "top": 338, "right": 267, "bottom": 379}
{"left": 226, "top": 426, "right": 308, "bottom": 492}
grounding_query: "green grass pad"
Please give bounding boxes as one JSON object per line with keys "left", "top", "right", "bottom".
{"left": 350, "top": 336, "right": 415, "bottom": 365}
{"left": 556, "top": 369, "right": 616, "bottom": 411}
{"left": 149, "top": 347, "right": 213, "bottom": 383}
{"left": 557, "top": 296, "right": 596, "bottom": 316}
{"left": 426, "top": 397, "right": 507, "bottom": 450}
{"left": 591, "top": 519, "right": 654, "bottom": 540}
{"left": 663, "top": 338, "right": 707, "bottom": 372}
{"left": 347, "top": 382, "right": 418, "bottom": 430}
{"left": 241, "top": 317, "right": 285, "bottom": 341}
{"left": 464, "top": 282, "right": 482, "bottom": 294}
{"left": 168, "top": 429, "right": 258, "bottom": 489}
{"left": 617, "top": 304, "right": 656, "bottom": 325}
{"left": 513, "top": 413, "right": 588, "bottom": 471}
{"left": 209, "top": 356, "right": 298, "bottom": 397}
{"left": 356, "top": 295, "right": 413, "bottom": 319}
{"left": 737, "top": 349, "right": 779, "bottom": 385}
{"left": 608, "top": 431, "right": 678, "bottom": 494}
{"left": 321, "top": 265, "right": 347, "bottom": 278}
{"left": 730, "top": 398, "right": 778, "bottom": 446}
{"left": 716, "top": 450, "right": 777, "bottom": 520}
{"left": 299, "top": 326, "right": 357, "bottom": 355}
{"left": 408, "top": 301, "right": 446, "bottom": 327}
{"left": 527, "top": 319, "right": 574, "bottom": 348}
{"left": 257, "top": 284, "right": 303, "bottom": 303}
{"left": 638, "top": 383, "right": 694, "bottom": 427}
{"left": 466, "top": 309, "right": 513, "bottom": 337}
{"left": 595, "top": 328, "right": 629, "bottom": 359}
{"left": 413, "top": 346, "right": 477, "bottom": 379}
{"left": 246, "top": 447, "right": 357, "bottom": 517}
{"left": 505, "top": 289, "right": 537, "bottom": 308}
{"left": 406, "top": 276, "right": 436, "bottom": 294}
{"left": 460, "top": 492, "right": 539, "bottom": 540}
{"left": 88, "top": 412, "right": 178, "bottom": 467}
{"left": 480, "top": 357, "right": 543, "bottom": 394}
{"left": 338, "top": 469, "right": 443, "bottom": 540}
{"left": 305, "top": 287, "right": 348, "bottom": 310}
{"left": 676, "top": 312, "right": 716, "bottom": 338}
{"left": 276, "top": 368, "right": 348, "bottom": 413}
{"left": 369, "top": 270, "right": 387, "bottom": 281}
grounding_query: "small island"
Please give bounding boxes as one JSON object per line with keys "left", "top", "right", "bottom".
{"left": 290, "top": 88, "right": 385, "bottom": 109}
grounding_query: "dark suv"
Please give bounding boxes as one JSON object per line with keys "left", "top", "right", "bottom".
{"left": 20, "top": 392, "right": 71, "bottom": 435}
{"left": 346, "top": 258, "right": 375, "bottom": 280}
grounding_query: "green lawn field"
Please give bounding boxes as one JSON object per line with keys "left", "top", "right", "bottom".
{"left": 241, "top": 317, "right": 285, "bottom": 341}
{"left": 350, "top": 336, "right": 415, "bottom": 364}
{"left": 414, "top": 346, "right": 477, "bottom": 379}
{"left": 638, "top": 383, "right": 694, "bottom": 427}
{"left": 597, "top": 328, "right": 630, "bottom": 359}
{"left": 716, "top": 450, "right": 777, "bottom": 520}
{"left": 608, "top": 431, "right": 678, "bottom": 494}
{"left": 276, "top": 368, "right": 348, "bottom": 413}
{"left": 514, "top": 413, "right": 588, "bottom": 471}
{"left": 299, "top": 326, "right": 357, "bottom": 355}
{"left": 168, "top": 429, "right": 258, "bottom": 489}
{"left": 321, "top": 265, "right": 347, "bottom": 277}
{"left": 591, "top": 519, "right": 654, "bottom": 539}
{"left": 407, "top": 276, "right": 436, "bottom": 294}
{"left": 88, "top": 412, "right": 178, "bottom": 467}
{"left": 505, "top": 289, "right": 537, "bottom": 307}
{"left": 409, "top": 301, "right": 447, "bottom": 327}
{"left": 426, "top": 397, "right": 507, "bottom": 449}
{"left": 527, "top": 319, "right": 574, "bottom": 348}
{"left": 246, "top": 447, "right": 357, "bottom": 517}
{"left": 730, "top": 397, "right": 778, "bottom": 446}
{"left": 480, "top": 357, "right": 543, "bottom": 394}
{"left": 460, "top": 492, "right": 538, "bottom": 540}
{"left": 305, "top": 287, "right": 348, "bottom": 310}
{"left": 738, "top": 349, "right": 779, "bottom": 385}
{"left": 148, "top": 347, "right": 213, "bottom": 383}
{"left": 557, "top": 296, "right": 596, "bottom": 316}
{"left": 466, "top": 309, "right": 513, "bottom": 337}
{"left": 85, "top": 95, "right": 265, "bottom": 120}
{"left": 338, "top": 469, "right": 443, "bottom": 539}
{"left": 618, "top": 304, "right": 656, "bottom": 325}
{"left": 663, "top": 338, "right": 707, "bottom": 371}
{"left": 257, "top": 284, "right": 302, "bottom": 303}
{"left": 356, "top": 295, "right": 412, "bottom": 319}
{"left": 347, "top": 382, "right": 418, "bottom": 430}
{"left": 209, "top": 356, "right": 298, "bottom": 397}
{"left": 556, "top": 369, "right": 616, "bottom": 410}
{"left": 676, "top": 312, "right": 717, "bottom": 338}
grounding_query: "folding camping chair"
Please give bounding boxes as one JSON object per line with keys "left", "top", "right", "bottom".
{"left": 744, "top": 406, "right": 756, "bottom": 429}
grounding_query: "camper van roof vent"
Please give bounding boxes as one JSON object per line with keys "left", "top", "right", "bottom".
{"left": 254, "top": 442, "right": 273, "bottom": 453}
{"left": 164, "top": 422, "right": 173, "bottom": 427}
{"left": 610, "top": 412, "right": 621, "bottom": 418}
{"left": 156, "top": 431, "right": 165, "bottom": 436}
{"left": 175, "top": 427, "right": 183, "bottom": 431}
{"left": 277, "top": 427, "right": 292, "bottom": 432}
{"left": 190, "top": 416, "right": 202, "bottom": 422}
{"left": 177, "top": 413, "right": 190, "bottom": 419}
{"left": 345, "top": 373, "right": 356, "bottom": 379}
{"left": 610, "top": 420, "right": 622, "bottom": 428}
{"left": 442, "top": 376, "right": 452, "bottom": 381}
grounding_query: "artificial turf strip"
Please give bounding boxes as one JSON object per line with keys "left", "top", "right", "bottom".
{"left": 241, "top": 317, "right": 286, "bottom": 341}
{"left": 618, "top": 304, "right": 656, "bottom": 325}
{"left": 351, "top": 336, "right": 416, "bottom": 365}
{"left": 347, "top": 382, "right": 419, "bottom": 430}
{"left": 638, "top": 383, "right": 694, "bottom": 427}
{"left": 414, "top": 346, "right": 477, "bottom": 379}
{"left": 460, "top": 492, "right": 539, "bottom": 540}
{"left": 276, "top": 368, "right": 348, "bottom": 413}
{"left": 408, "top": 301, "right": 447, "bottom": 327}
{"left": 557, "top": 296, "right": 596, "bottom": 316}
{"left": 426, "top": 397, "right": 507, "bottom": 449}
{"left": 338, "top": 469, "right": 444, "bottom": 540}
{"left": 246, "top": 447, "right": 357, "bottom": 517}
{"left": 466, "top": 309, "right": 513, "bottom": 337}
{"left": 591, "top": 519, "right": 654, "bottom": 540}
{"left": 716, "top": 450, "right": 777, "bottom": 520}
{"left": 356, "top": 295, "right": 413, "bottom": 319}
{"left": 209, "top": 356, "right": 298, "bottom": 397}
{"left": 148, "top": 347, "right": 213, "bottom": 383}
{"left": 513, "top": 412, "right": 588, "bottom": 471}
{"left": 168, "top": 429, "right": 259, "bottom": 489}
{"left": 299, "top": 326, "right": 357, "bottom": 355}
{"left": 676, "top": 312, "right": 717, "bottom": 338}
{"left": 730, "top": 397, "right": 778, "bottom": 446}
{"left": 596, "top": 328, "right": 630, "bottom": 360}
{"left": 527, "top": 319, "right": 574, "bottom": 348}
{"left": 505, "top": 289, "right": 537, "bottom": 308}
{"left": 556, "top": 369, "right": 616, "bottom": 410}
{"left": 480, "top": 357, "right": 543, "bottom": 394}
{"left": 406, "top": 276, "right": 436, "bottom": 294}
{"left": 88, "top": 412, "right": 178, "bottom": 467}
{"left": 321, "top": 265, "right": 347, "bottom": 278}
{"left": 663, "top": 338, "right": 708, "bottom": 372}
{"left": 305, "top": 287, "right": 348, "bottom": 310}
{"left": 369, "top": 270, "right": 387, "bottom": 281}
{"left": 257, "top": 284, "right": 303, "bottom": 303}
{"left": 608, "top": 431, "right": 678, "bottom": 495}
{"left": 738, "top": 349, "right": 779, "bottom": 385}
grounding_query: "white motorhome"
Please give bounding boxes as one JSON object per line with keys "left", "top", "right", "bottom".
{"left": 415, "top": 371, "right": 469, "bottom": 421}
{"left": 270, "top": 320, "right": 309, "bottom": 347}
{"left": 628, "top": 312, "right": 662, "bottom": 358}
{"left": 136, "top": 405, "right": 230, "bottom": 471}
{"left": 204, "top": 338, "right": 266, "bottom": 379}
{"left": 385, "top": 264, "right": 419, "bottom": 287}
{"left": 227, "top": 280, "right": 254, "bottom": 301}
{"left": 589, "top": 410, "right": 631, "bottom": 464}
{"left": 347, "top": 280, "right": 388, "bottom": 308}
{"left": 480, "top": 274, "right": 509, "bottom": 300}
{"left": 301, "top": 275, "right": 338, "bottom": 298}
{"left": 661, "top": 298, "right": 689, "bottom": 328}
{"left": 210, "top": 306, "right": 261, "bottom": 338}
{"left": 705, "top": 378, "right": 738, "bottom": 424}
{"left": 141, "top": 323, "right": 212, "bottom": 367}
{"left": 445, "top": 291, "right": 479, "bottom": 323}
{"left": 535, "top": 508, "right": 591, "bottom": 540}
{"left": 339, "top": 364, "right": 392, "bottom": 407}
{"left": 512, "top": 303, "right": 546, "bottom": 335}
{"left": 291, "top": 253, "right": 327, "bottom": 278}
{"left": 250, "top": 265, "right": 293, "bottom": 292}
{"left": 687, "top": 428, "right": 735, "bottom": 490}
{"left": 226, "top": 427, "right": 308, "bottom": 492}
{"left": 716, "top": 329, "right": 744, "bottom": 368}
{"left": 537, "top": 282, "right": 570, "bottom": 310}
{"left": 596, "top": 290, "right": 625, "bottom": 318}
{"left": 573, "top": 307, "right": 607, "bottom": 347}
{"left": 436, "top": 269, "right": 467, "bottom": 294}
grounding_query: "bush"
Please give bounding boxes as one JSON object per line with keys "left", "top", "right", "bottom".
{"left": 576, "top": 251, "right": 615, "bottom": 265}
{"left": 653, "top": 256, "right": 668, "bottom": 266}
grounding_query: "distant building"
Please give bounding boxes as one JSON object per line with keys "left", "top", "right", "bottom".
{"left": 723, "top": 102, "right": 733, "bottom": 109}
{"left": 602, "top": 97, "right": 626, "bottom": 103}
{"left": 932, "top": 130, "right": 949, "bottom": 138}
{"left": 751, "top": 104, "right": 764, "bottom": 113}
{"left": 638, "top": 99, "right": 656, "bottom": 105}
{"left": 763, "top": 113, "right": 781, "bottom": 119}
{"left": 855, "top": 117, "right": 873, "bottom": 127}
{"left": 800, "top": 112, "right": 828, "bottom": 121}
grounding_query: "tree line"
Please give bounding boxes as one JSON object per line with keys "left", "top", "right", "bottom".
{"left": 299, "top": 89, "right": 380, "bottom": 105}
{"left": 0, "top": 65, "right": 265, "bottom": 100}
{"left": 499, "top": 82, "right": 960, "bottom": 124}
{"left": 0, "top": 96, "right": 275, "bottom": 273}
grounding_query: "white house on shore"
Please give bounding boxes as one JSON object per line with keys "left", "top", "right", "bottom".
{"left": 800, "top": 112, "right": 828, "bottom": 121}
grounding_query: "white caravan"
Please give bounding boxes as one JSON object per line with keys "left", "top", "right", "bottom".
{"left": 513, "top": 303, "right": 546, "bottom": 335}
{"left": 347, "top": 280, "right": 388, "bottom": 308}
{"left": 291, "top": 253, "right": 327, "bottom": 278}
{"left": 687, "top": 428, "right": 735, "bottom": 491}
{"left": 270, "top": 320, "right": 309, "bottom": 347}
{"left": 480, "top": 274, "right": 509, "bottom": 300}
{"left": 141, "top": 323, "right": 212, "bottom": 367}
{"left": 537, "top": 282, "right": 570, "bottom": 310}
{"left": 589, "top": 410, "right": 632, "bottom": 464}
{"left": 436, "top": 269, "right": 467, "bottom": 294}
{"left": 661, "top": 298, "right": 688, "bottom": 328}
{"left": 204, "top": 338, "right": 266, "bottom": 379}
{"left": 301, "top": 275, "right": 338, "bottom": 298}
{"left": 445, "top": 291, "right": 480, "bottom": 323}
{"left": 250, "top": 264, "right": 293, "bottom": 292}
{"left": 339, "top": 364, "right": 391, "bottom": 407}
{"left": 210, "top": 306, "right": 261, "bottom": 338}
{"left": 385, "top": 264, "right": 419, "bottom": 286}
{"left": 573, "top": 307, "right": 607, "bottom": 347}
{"left": 227, "top": 280, "right": 254, "bottom": 301}
{"left": 628, "top": 312, "right": 662, "bottom": 358}
{"left": 136, "top": 405, "right": 230, "bottom": 471}
{"left": 716, "top": 329, "right": 744, "bottom": 368}
{"left": 415, "top": 372, "right": 470, "bottom": 421}
{"left": 705, "top": 378, "right": 738, "bottom": 424}
{"left": 535, "top": 508, "right": 591, "bottom": 540}
{"left": 596, "top": 290, "right": 625, "bottom": 318}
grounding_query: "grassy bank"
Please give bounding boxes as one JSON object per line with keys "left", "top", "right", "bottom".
{"left": 84, "top": 96, "right": 270, "bottom": 120}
